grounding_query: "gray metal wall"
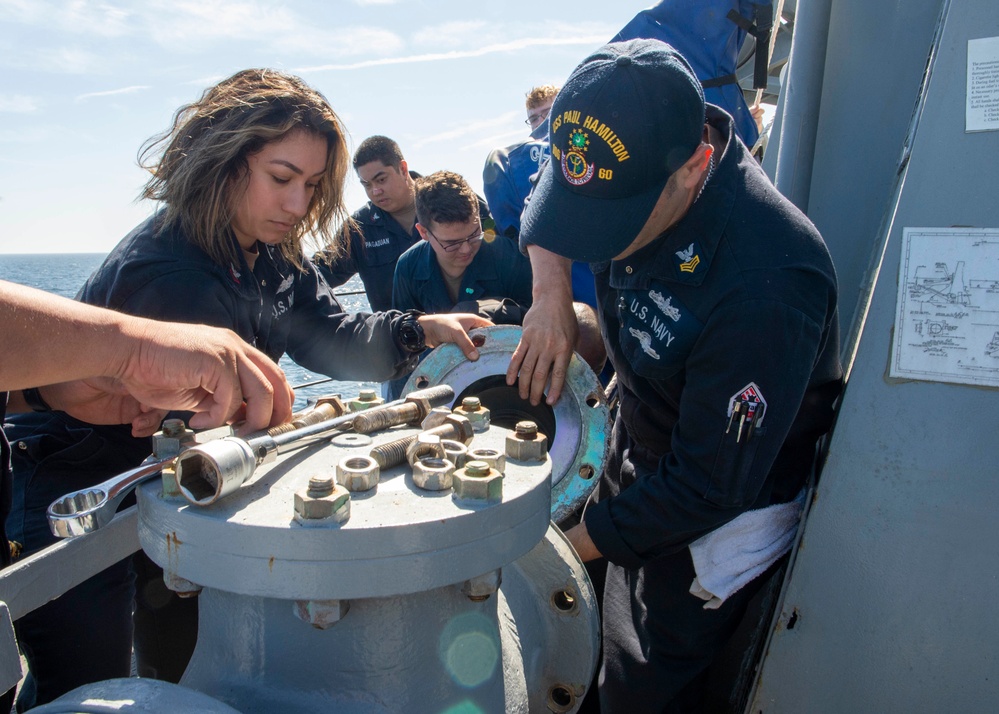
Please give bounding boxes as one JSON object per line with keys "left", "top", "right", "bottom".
{"left": 798, "top": 0, "right": 946, "bottom": 340}
{"left": 752, "top": 1, "right": 999, "bottom": 710}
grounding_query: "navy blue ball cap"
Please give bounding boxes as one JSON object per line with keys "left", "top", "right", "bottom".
{"left": 521, "top": 39, "right": 706, "bottom": 263}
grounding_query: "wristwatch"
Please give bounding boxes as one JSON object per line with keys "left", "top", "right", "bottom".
{"left": 397, "top": 310, "right": 427, "bottom": 354}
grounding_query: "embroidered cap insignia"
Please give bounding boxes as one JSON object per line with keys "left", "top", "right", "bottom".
{"left": 562, "top": 150, "right": 595, "bottom": 186}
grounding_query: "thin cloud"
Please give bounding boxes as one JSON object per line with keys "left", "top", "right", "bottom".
{"left": 352, "top": 0, "right": 399, "bottom": 4}
{"left": 76, "top": 85, "right": 150, "bottom": 102}
{"left": 412, "top": 111, "right": 521, "bottom": 149}
{"left": 296, "top": 34, "right": 607, "bottom": 73}
{"left": 459, "top": 129, "right": 530, "bottom": 155}
{"left": 411, "top": 20, "right": 488, "bottom": 48}
{"left": 0, "top": 94, "right": 39, "bottom": 113}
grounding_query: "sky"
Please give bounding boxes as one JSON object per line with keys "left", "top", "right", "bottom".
{"left": 0, "top": 0, "right": 644, "bottom": 255}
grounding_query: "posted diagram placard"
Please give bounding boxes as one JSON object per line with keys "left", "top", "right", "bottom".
{"left": 892, "top": 227, "right": 999, "bottom": 387}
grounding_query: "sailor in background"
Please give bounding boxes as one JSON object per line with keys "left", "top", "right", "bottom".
{"left": 507, "top": 40, "right": 842, "bottom": 711}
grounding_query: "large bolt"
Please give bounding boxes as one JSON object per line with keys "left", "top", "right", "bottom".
{"left": 352, "top": 392, "right": 434, "bottom": 433}
{"left": 505, "top": 420, "right": 548, "bottom": 462}
{"left": 266, "top": 397, "right": 346, "bottom": 437}
{"left": 515, "top": 421, "right": 537, "bottom": 439}
{"left": 308, "top": 476, "right": 334, "bottom": 496}
{"left": 452, "top": 460, "right": 503, "bottom": 503}
{"left": 294, "top": 480, "right": 351, "bottom": 524}
{"left": 293, "top": 599, "right": 349, "bottom": 629}
{"left": 335, "top": 455, "right": 380, "bottom": 492}
{"left": 369, "top": 415, "right": 474, "bottom": 469}
{"left": 436, "top": 414, "right": 474, "bottom": 445}
{"left": 153, "top": 419, "right": 194, "bottom": 459}
{"left": 154, "top": 420, "right": 195, "bottom": 498}
{"left": 453, "top": 397, "right": 491, "bottom": 433}
{"left": 412, "top": 456, "right": 455, "bottom": 491}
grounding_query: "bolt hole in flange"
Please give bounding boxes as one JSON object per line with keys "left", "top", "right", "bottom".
{"left": 547, "top": 684, "right": 576, "bottom": 713}
{"left": 550, "top": 588, "right": 578, "bottom": 615}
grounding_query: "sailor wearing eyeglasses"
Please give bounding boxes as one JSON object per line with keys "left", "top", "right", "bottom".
{"left": 393, "top": 171, "right": 607, "bottom": 387}
{"left": 392, "top": 170, "right": 533, "bottom": 324}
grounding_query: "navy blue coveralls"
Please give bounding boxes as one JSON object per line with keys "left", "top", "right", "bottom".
{"left": 391, "top": 234, "right": 533, "bottom": 320}
{"left": 5, "top": 213, "right": 423, "bottom": 708}
{"left": 582, "top": 108, "right": 842, "bottom": 711}
{"left": 314, "top": 176, "right": 422, "bottom": 312}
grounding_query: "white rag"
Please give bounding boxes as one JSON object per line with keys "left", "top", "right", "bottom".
{"left": 688, "top": 489, "right": 806, "bottom": 610}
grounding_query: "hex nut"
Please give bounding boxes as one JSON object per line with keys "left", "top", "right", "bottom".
{"left": 294, "top": 483, "right": 351, "bottom": 524}
{"left": 453, "top": 402, "right": 491, "bottom": 433}
{"left": 452, "top": 462, "right": 504, "bottom": 503}
{"left": 293, "top": 599, "right": 349, "bottom": 630}
{"left": 440, "top": 439, "right": 468, "bottom": 469}
{"left": 420, "top": 406, "right": 453, "bottom": 430}
{"left": 406, "top": 432, "right": 446, "bottom": 466}
{"left": 152, "top": 420, "right": 194, "bottom": 460}
{"left": 412, "top": 456, "right": 455, "bottom": 491}
{"left": 403, "top": 394, "right": 432, "bottom": 423}
{"left": 467, "top": 447, "right": 506, "bottom": 474}
{"left": 505, "top": 430, "right": 548, "bottom": 462}
{"left": 347, "top": 388, "right": 383, "bottom": 413}
{"left": 461, "top": 568, "right": 502, "bottom": 601}
{"left": 335, "top": 455, "right": 380, "bottom": 492}
{"left": 163, "top": 571, "right": 202, "bottom": 598}
{"left": 441, "top": 414, "right": 474, "bottom": 445}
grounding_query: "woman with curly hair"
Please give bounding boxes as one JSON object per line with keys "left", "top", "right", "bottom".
{"left": 6, "top": 68, "right": 487, "bottom": 709}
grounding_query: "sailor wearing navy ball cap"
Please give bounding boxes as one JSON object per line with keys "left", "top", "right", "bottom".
{"left": 511, "top": 38, "right": 843, "bottom": 711}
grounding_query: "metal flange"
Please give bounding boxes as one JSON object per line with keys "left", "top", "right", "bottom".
{"left": 401, "top": 325, "right": 610, "bottom": 524}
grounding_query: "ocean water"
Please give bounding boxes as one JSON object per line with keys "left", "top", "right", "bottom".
{"left": 0, "top": 253, "right": 377, "bottom": 409}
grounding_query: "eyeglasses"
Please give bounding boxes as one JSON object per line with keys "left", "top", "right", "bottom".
{"left": 525, "top": 107, "right": 551, "bottom": 127}
{"left": 427, "top": 226, "right": 484, "bottom": 253}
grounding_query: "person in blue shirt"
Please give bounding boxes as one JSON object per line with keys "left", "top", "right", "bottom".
{"left": 393, "top": 170, "right": 533, "bottom": 322}
{"left": 482, "top": 85, "right": 556, "bottom": 242}
{"left": 613, "top": 0, "right": 770, "bottom": 147}
{"left": 395, "top": 171, "right": 606, "bottom": 378}
{"left": 482, "top": 85, "right": 604, "bottom": 326}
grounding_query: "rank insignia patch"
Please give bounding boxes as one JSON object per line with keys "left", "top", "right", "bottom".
{"left": 675, "top": 242, "right": 701, "bottom": 273}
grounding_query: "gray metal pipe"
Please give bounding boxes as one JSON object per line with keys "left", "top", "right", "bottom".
{"left": 772, "top": 0, "right": 833, "bottom": 212}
